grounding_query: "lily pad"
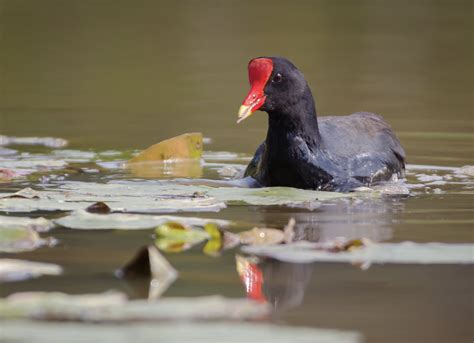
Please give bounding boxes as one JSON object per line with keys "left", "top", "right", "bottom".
{"left": 0, "top": 227, "right": 56, "bottom": 253}
{"left": 0, "top": 181, "right": 347, "bottom": 214}
{"left": 0, "top": 135, "right": 68, "bottom": 148}
{"left": 207, "top": 186, "right": 347, "bottom": 206}
{"left": 0, "top": 259, "right": 62, "bottom": 282}
{"left": 0, "top": 292, "right": 270, "bottom": 322}
{"left": 0, "top": 215, "right": 54, "bottom": 232}
{"left": 0, "top": 183, "right": 226, "bottom": 213}
{"left": 55, "top": 210, "right": 231, "bottom": 230}
{"left": 242, "top": 241, "right": 474, "bottom": 265}
{"left": 0, "top": 321, "right": 362, "bottom": 343}
{"left": 128, "top": 133, "right": 203, "bottom": 163}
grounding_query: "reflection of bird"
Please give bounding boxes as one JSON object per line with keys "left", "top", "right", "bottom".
{"left": 261, "top": 260, "right": 313, "bottom": 312}
{"left": 236, "top": 255, "right": 312, "bottom": 312}
{"left": 238, "top": 57, "right": 406, "bottom": 192}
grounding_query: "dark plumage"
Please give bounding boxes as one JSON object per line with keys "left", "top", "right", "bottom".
{"left": 238, "top": 57, "right": 405, "bottom": 192}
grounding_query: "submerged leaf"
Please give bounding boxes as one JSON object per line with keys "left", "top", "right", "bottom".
{"left": 0, "top": 216, "right": 54, "bottom": 232}
{"left": 239, "top": 228, "right": 285, "bottom": 246}
{"left": 0, "top": 227, "right": 56, "bottom": 253}
{"left": 0, "top": 259, "right": 62, "bottom": 282}
{"left": 128, "top": 133, "right": 203, "bottom": 163}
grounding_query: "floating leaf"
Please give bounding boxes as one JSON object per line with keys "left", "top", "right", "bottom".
{"left": 239, "top": 228, "right": 285, "bottom": 246}
{"left": 0, "top": 321, "right": 362, "bottom": 343}
{"left": 1, "top": 181, "right": 350, "bottom": 214}
{"left": 0, "top": 227, "right": 56, "bottom": 253}
{"left": 0, "top": 216, "right": 54, "bottom": 232}
{"left": 207, "top": 186, "right": 347, "bottom": 206}
{"left": 0, "top": 183, "right": 226, "bottom": 213}
{"left": 203, "top": 223, "right": 223, "bottom": 256}
{"left": 0, "top": 259, "right": 62, "bottom": 282}
{"left": 0, "top": 135, "right": 68, "bottom": 148}
{"left": 201, "top": 223, "right": 239, "bottom": 256}
{"left": 458, "top": 165, "right": 474, "bottom": 176}
{"left": 55, "top": 210, "right": 231, "bottom": 230}
{"left": 1, "top": 187, "right": 41, "bottom": 199}
{"left": 0, "top": 292, "right": 270, "bottom": 322}
{"left": 242, "top": 241, "right": 474, "bottom": 265}
{"left": 116, "top": 245, "right": 178, "bottom": 300}
{"left": 128, "top": 133, "right": 203, "bottom": 163}
{"left": 154, "top": 222, "right": 210, "bottom": 252}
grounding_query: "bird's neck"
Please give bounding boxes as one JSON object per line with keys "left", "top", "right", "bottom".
{"left": 266, "top": 87, "right": 321, "bottom": 147}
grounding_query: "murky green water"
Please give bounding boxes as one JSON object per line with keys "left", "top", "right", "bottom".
{"left": 0, "top": 1, "right": 473, "bottom": 342}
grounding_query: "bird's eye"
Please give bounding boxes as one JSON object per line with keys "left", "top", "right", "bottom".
{"left": 272, "top": 73, "right": 283, "bottom": 83}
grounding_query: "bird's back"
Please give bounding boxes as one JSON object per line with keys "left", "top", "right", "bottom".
{"left": 245, "top": 112, "right": 405, "bottom": 190}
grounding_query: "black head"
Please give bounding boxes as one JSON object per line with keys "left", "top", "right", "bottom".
{"left": 237, "top": 56, "right": 316, "bottom": 124}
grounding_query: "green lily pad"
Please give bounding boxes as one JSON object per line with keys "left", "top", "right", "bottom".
{"left": 0, "top": 321, "right": 362, "bottom": 343}
{"left": 207, "top": 186, "right": 347, "bottom": 206}
{"left": 55, "top": 210, "right": 231, "bottom": 230}
{"left": 0, "top": 292, "right": 269, "bottom": 322}
{"left": 0, "top": 181, "right": 347, "bottom": 214}
{"left": 0, "top": 183, "right": 226, "bottom": 213}
{"left": 242, "top": 241, "right": 474, "bottom": 265}
{"left": 0, "top": 259, "right": 62, "bottom": 282}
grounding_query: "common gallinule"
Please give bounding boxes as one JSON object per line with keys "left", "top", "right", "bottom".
{"left": 237, "top": 57, "right": 405, "bottom": 192}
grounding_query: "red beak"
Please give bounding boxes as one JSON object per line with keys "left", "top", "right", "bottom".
{"left": 237, "top": 58, "right": 273, "bottom": 123}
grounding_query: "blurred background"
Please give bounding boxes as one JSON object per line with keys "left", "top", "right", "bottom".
{"left": 0, "top": 0, "right": 472, "bottom": 166}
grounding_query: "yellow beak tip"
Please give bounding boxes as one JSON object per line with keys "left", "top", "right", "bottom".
{"left": 237, "top": 105, "right": 253, "bottom": 124}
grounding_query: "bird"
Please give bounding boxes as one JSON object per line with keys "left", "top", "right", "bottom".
{"left": 237, "top": 56, "right": 406, "bottom": 192}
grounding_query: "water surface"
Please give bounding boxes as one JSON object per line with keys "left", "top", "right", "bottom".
{"left": 0, "top": 1, "right": 473, "bottom": 343}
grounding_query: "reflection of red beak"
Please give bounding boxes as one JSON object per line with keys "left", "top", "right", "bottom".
{"left": 237, "top": 58, "right": 273, "bottom": 123}
{"left": 236, "top": 255, "right": 267, "bottom": 303}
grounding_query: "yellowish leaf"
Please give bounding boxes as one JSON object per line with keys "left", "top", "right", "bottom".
{"left": 128, "top": 133, "right": 203, "bottom": 163}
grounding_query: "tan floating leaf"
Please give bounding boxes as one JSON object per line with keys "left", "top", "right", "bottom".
{"left": 128, "top": 133, "right": 203, "bottom": 163}
{"left": 239, "top": 227, "right": 285, "bottom": 246}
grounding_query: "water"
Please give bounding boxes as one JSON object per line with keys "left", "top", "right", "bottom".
{"left": 0, "top": 1, "right": 473, "bottom": 342}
